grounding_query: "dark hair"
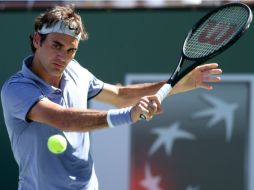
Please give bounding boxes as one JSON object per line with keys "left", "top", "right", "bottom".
{"left": 29, "top": 33, "right": 48, "bottom": 53}
{"left": 29, "top": 5, "right": 88, "bottom": 53}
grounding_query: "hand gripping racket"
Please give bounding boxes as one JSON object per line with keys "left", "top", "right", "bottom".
{"left": 140, "top": 2, "right": 252, "bottom": 120}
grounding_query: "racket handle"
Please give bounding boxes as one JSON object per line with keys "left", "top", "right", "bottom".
{"left": 139, "top": 83, "right": 172, "bottom": 120}
{"left": 155, "top": 83, "right": 172, "bottom": 103}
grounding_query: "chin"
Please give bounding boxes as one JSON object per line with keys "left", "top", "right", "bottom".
{"left": 50, "top": 70, "right": 63, "bottom": 78}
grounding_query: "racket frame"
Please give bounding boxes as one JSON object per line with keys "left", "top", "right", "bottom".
{"left": 183, "top": 2, "right": 253, "bottom": 62}
{"left": 170, "top": 2, "right": 253, "bottom": 88}
{"left": 141, "top": 3, "right": 253, "bottom": 119}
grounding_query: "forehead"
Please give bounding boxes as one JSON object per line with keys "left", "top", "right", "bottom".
{"left": 46, "top": 32, "right": 79, "bottom": 48}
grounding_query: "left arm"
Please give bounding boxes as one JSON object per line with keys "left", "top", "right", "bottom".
{"left": 94, "top": 63, "right": 222, "bottom": 108}
{"left": 95, "top": 81, "right": 166, "bottom": 108}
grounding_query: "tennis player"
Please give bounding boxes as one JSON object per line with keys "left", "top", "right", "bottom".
{"left": 1, "top": 5, "right": 222, "bottom": 190}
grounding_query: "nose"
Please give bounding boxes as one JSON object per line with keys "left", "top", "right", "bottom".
{"left": 56, "top": 50, "right": 67, "bottom": 62}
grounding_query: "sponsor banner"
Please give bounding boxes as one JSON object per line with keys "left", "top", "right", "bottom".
{"left": 126, "top": 74, "right": 254, "bottom": 190}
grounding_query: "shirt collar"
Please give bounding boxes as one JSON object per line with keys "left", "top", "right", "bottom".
{"left": 21, "top": 55, "right": 69, "bottom": 94}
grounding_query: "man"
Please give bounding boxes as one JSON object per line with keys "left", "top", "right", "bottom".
{"left": 1, "top": 5, "right": 222, "bottom": 190}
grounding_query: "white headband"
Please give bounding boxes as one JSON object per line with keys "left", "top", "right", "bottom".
{"left": 38, "top": 20, "right": 81, "bottom": 40}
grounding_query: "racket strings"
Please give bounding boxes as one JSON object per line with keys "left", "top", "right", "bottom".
{"left": 184, "top": 5, "right": 249, "bottom": 59}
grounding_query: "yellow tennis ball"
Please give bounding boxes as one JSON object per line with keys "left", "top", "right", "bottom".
{"left": 47, "top": 134, "right": 67, "bottom": 154}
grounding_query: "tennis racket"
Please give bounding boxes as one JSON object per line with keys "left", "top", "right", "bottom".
{"left": 140, "top": 2, "right": 252, "bottom": 120}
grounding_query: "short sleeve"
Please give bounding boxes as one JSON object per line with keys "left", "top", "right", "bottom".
{"left": 65, "top": 59, "right": 104, "bottom": 100}
{"left": 1, "top": 81, "right": 45, "bottom": 122}
{"left": 87, "top": 72, "right": 104, "bottom": 100}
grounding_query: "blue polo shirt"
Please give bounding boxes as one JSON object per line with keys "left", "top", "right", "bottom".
{"left": 1, "top": 56, "right": 103, "bottom": 190}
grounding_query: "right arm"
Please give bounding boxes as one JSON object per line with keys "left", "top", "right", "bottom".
{"left": 2, "top": 81, "right": 160, "bottom": 132}
{"left": 27, "top": 97, "right": 109, "bottom": 132}
{"left": 27, "top": 95, "right": 161, "bottom": 132}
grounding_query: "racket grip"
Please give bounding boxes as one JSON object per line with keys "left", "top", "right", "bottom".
{"left": 139, "top": 83, "right": 172, "bottom": 120}
{"left": 155, "top": 83, "right": 172, "bottom": 102}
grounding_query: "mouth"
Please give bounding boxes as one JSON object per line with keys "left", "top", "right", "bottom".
{"left": 53, "top": 62, "right": 65, "bottom": 70}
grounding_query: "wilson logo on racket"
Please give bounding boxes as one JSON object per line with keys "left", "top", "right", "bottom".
{"left": 198, "top": 20, "right": 237, "bottom": 45}
{"left": 140, "top": 3, "right": 252, "bottom": 120}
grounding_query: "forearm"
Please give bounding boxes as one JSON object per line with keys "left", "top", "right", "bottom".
{"left": 116, "top": 80, "right": 188, "bottom": 106}
{"left": 28, "top": 100, "right": 110, "bottom": 132}
{"left": 56, "top": 108, "right": 109, "bottom": 132}
{"left": 96, "top": 80, "right": 188, "bottom": 109}
{"left": 115, "top": 81, "right": 166, "bottom": 107}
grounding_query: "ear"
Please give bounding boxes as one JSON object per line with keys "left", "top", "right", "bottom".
{"left": 33, "top": 32, "right": 40, "bottom": 49}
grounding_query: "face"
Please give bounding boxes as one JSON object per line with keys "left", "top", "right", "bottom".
{"left": 33, "top": 32, "right": 79, "bottom": 79}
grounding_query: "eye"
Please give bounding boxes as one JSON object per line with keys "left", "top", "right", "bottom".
{"left": 68, "top": 49, "right": 77, "bottom": 54}
{"left": 52, "top": 43, "right": 61, "bottom": 50}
